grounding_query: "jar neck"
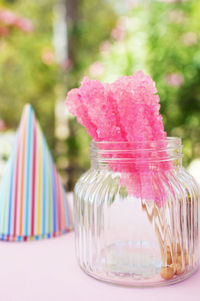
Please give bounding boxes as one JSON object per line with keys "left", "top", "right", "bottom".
{"left": 90, "top": 138, "right": 183, "bottom": 171}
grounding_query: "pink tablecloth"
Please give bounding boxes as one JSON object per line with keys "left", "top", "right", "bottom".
{"left": 0, "top": 232, "right": 199, "bottom": 301}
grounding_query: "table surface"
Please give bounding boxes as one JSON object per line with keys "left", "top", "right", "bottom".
{"left": 0, "top": 231, "right": 199, "bottom": 301}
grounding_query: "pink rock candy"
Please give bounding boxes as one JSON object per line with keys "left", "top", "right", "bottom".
{"left": 66, "top": 70, "right": 170, "bottom": 204}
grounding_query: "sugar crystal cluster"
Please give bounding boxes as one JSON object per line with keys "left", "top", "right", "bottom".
{"left": 66, "top": 71, "right": 166, "bottom": 143}
{"left": 66, "top": 70, "right": 169, "bottom": 203}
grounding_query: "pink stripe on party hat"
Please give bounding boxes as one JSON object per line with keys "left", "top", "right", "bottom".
{"left": 0, "top": 104, "right": 73, "bottom": 241}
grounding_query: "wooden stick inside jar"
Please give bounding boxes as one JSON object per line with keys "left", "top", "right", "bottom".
{"left": 142, "top": 202, "right": 176, "bottom": 280}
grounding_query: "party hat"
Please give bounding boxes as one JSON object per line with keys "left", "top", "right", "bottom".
{"left": 0, "top": 104, "right": 73, "bottom": 241}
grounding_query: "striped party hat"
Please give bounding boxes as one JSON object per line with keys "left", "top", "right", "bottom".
{"left": 0, "top": 104, "right": 73, "bottom": 241}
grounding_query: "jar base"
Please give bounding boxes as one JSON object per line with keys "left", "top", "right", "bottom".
{"left": 79, "top": 263, "right": 199, "bottom": 287}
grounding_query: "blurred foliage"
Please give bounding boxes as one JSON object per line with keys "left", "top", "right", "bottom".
{"left": 147, "top": 0, "right": 200, "bottom": 165}
{"left": 0, "top": 0, "right": 57, "bottom": 149}
{"left": 65, "top": 0, "right": 117, "bottom": 89}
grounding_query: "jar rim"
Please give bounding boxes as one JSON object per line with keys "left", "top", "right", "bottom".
{"left": 92, "top": 137, "right": 180, "bottom": 143}
{"left": 91, "top": 137, "right": 181, "bottom": 150}
{"left": 90, "top": 137, "right": 183, "bottom": 164}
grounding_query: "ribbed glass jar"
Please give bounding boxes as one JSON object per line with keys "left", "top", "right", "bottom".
{"left": 74, "top": 138, "right": 200, "bottom": 287}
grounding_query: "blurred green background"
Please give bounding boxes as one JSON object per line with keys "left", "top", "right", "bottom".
{"left": 0, "top": 0, "right": 200, "bottom": 189}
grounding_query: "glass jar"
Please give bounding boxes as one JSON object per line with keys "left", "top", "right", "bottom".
{"left": 74, "top": 138, "right": 200, "bottom": 287}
